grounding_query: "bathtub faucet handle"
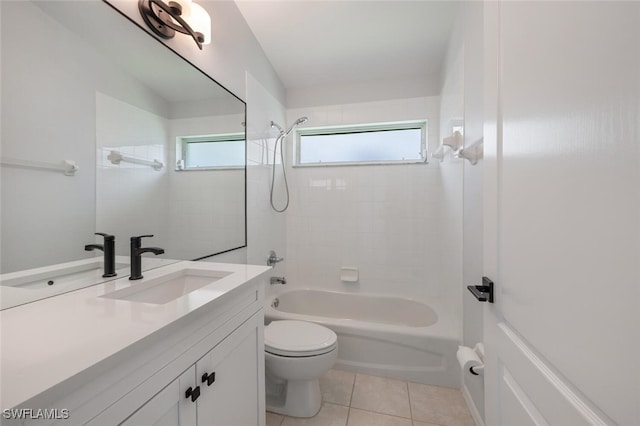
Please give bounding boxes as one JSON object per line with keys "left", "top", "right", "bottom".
{"left": 270, "top": 276, "right": 287, "bottom": 285}
{"left": 267, "top": 250, "right": 284, "bottom": 267}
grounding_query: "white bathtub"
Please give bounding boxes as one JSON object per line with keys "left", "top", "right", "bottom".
{"left": 264, "top": 289, "right": 460, "bottom": 388}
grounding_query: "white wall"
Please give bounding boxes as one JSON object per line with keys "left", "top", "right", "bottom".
{"left": 438, "top": 1, "right": 486, "bottom": 422}
{"left": 107, "top": 0, "right": 285, "bottom": 105}
{"left": 287, "top": 77, "right": 442, "bottom": 109}
{"left": 281, "top": 98, "right": 465, "bottom": 316}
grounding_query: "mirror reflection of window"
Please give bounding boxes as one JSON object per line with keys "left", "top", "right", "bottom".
{"left": 178, "top": 134, "right": 246, "bottom": 170}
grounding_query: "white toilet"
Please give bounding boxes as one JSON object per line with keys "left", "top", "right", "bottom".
{"left": 264, "top": 320, "right": 338, "bottom": 418}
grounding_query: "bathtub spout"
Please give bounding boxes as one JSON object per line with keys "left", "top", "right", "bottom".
{"left": 270, "top": 276, "right": 287, "bottom": 285}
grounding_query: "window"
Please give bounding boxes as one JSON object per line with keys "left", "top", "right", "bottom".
{"left": 176, "top": 133, "right": 245, "bottom": 170}
{"left": 295, "top": 121, "right": 427, "bottom": 166}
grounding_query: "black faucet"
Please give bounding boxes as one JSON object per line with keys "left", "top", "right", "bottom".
{"left": 84, "top": 232, "right": 117, "bottom": 278}
{"left": 130, "top": 235, "right": 165, "bottom": 280}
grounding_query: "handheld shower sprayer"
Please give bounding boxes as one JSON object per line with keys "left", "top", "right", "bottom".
{"left": 287, "top": 116, "right": 308, "bottom": 134}
{"left": 269, "top": 116, "right": 308, "bottom": 213}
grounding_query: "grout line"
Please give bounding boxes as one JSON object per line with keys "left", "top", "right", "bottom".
{"left": 345, "top": 371, "right": 356, "bottom": 426}
{"left": 407, "top": 380, "right": 414, "bottom": 420}
{"left": 348, "top": 372, "right": 356, "bottom": 408}
{"left": 349, "top": 406, "right": 412, "bottom": 420}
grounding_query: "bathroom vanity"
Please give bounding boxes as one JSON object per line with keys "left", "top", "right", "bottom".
{"left": 0, "top": 261, "right": 270, "bottom": 425}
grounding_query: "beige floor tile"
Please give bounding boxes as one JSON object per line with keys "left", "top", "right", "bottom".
{"left": 408, "top": 382, "right": 474, "bottom": 426}
{"left": 347, "top": 408, "right": 413, "bottom": 426}
{"left": 320, "top": 369, "right": 355, "bottom": 406}
{"left": 412, "top": 421, "right": 443, "bottom": 426}
{"left": 350, "top": 374, "right": 411, "bottom": 418}
{"left": 266, "top": 411, "right": 284, "bottom": 426}
{"left": 281, "top": 403, "right": 349, "bottom": 426}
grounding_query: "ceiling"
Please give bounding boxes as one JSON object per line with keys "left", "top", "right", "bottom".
{"left": 235, "top": 1, "right": 459, "bottom": 92}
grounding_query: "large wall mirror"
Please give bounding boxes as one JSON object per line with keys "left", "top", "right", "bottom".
{"left": 0, "top": 1, "right": 246, "bottom": 309}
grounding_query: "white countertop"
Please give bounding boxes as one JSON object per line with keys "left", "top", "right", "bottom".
{"left": 0, "top": 256, "right": 176, "bottom": 310}
{"left": 0, "top": 261, "right": 270, "bottom": 410}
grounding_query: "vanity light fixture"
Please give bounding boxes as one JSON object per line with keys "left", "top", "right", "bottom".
{"left": 138, "top": 0, "right": 211, "bottom": 50}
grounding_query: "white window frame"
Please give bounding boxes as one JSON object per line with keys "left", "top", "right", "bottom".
{"left": 176, "top": 133, "right": 245, "bottom": 171}
{"left": 294, "top": 120, "right": 428, "bottom": 167}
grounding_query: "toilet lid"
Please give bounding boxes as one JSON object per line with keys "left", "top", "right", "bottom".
{"left": 265, "top": 320, "right": 337, "bottom": 357}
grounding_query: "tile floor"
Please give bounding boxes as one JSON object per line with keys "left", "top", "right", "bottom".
{"left": 266, "top": 369, "right": 475, "bottom": 426}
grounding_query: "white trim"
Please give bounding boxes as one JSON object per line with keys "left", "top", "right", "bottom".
{"left": 498, "top": 323, "right": 611, "bottom": 425}
{"left": 462, "top": 384, "right": 485, "bottom": 426}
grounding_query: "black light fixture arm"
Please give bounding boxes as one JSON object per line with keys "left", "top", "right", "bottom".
{"left": 138, "top": 0, "right": 204, "bottom": 50}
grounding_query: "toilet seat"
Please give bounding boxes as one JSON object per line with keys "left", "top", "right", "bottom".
{"left": 265, "top": 320, "right": 337, "bottom": 357}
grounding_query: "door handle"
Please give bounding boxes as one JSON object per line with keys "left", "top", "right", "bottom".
{"left": 467, "top": 276, "right": 494, "bottom": 303}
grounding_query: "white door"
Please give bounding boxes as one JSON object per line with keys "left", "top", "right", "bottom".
{"left": 196, "top": 312, "right": 264, "bottom": 426}
{"left": 482, "top": 1, "right": 639, "bottom": 425}
{"left": 120, "top": 367, "right": 197, "bottom": 426}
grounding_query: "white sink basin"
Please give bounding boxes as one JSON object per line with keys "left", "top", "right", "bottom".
{"left": 1, "top": 259, "right": 129, "bottom": 290}
{"left": 100, "top": 268, "right": 232, "bottom": 304}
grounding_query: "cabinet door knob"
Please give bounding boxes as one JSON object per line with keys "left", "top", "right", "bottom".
{"left": 202, "top": 371, "right": 216, "bottom": 386}
{"left": 185, "top": 386, "right": 201, "bottom": 402}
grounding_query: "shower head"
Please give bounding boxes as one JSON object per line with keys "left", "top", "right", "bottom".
{"left": 270, "top": 121, "right": 284, "bottom": 135}
{"left": 285, "top": 116, "right": 308, "bottom": 135}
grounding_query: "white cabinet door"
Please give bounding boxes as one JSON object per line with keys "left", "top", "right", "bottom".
{"left": 483, "top": 1, "right": 640, "bottom": 425}
{"left": 121, "top": 367, "right": 197, "bottom": 426}
{"left": 196, "top": 312, "right": 264, "bottom": 426}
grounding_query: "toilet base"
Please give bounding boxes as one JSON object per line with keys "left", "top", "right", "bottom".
{"left": 266, "top": 378, "right": 322, "bottom": 418}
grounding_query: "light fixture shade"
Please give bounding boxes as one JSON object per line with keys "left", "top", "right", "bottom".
{"left": 189, "top": 3, "right": 211, "bottom": 45}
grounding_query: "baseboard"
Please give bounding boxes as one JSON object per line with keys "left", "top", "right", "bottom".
{"left": 462, "top": 384, "right": 484, "bottom": 426}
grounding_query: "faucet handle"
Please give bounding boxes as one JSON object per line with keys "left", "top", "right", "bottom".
{"left": 131, "top": 234, "right": 154, "bottom": 244}
{"left": 130, "top": 234, "right": 154, "bottom": 249}
{"left": 132, "top": 234, "right": 154, "bottom": 240}
{"left": 267, "top": 250, "right": 284, "bottom": 266}
{"left": 94, "top": 232, "right": 114, "bottom": 241}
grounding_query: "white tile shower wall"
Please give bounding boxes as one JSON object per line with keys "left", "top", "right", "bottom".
{"left": 167, "top": 114, "right": 246, "bottom": 261}
{"left": 284, "top": 97, "right": 463, "bottom": 312}
{"left": 96, "top": 93, "right": 170, "bottom": 256}
{"left": 245, "top": 73, "right": 287, "bottom": 278}
{"left": 438, "top": 37, "right": 465, "bottom": 337}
